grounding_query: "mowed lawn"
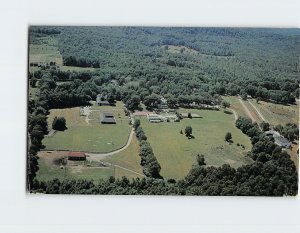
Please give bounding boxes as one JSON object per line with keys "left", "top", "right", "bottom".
{"left": 42, "top": 106, "right": 131, "bottom": 153}
{"left": 249, "top": 100, "right": 299, "bottom": 126}
{"left": 36, "top": 151, "right": 113, "bottom": 182}
{"left": 139, "top": 109, "right": 252, "bottom": 180}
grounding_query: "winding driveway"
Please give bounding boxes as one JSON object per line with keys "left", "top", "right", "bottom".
{"left": 86, "top": 128, "right": 135, "bottom": 158}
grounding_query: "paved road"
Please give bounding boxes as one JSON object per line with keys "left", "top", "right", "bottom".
{"left": 248, "top": 100, "right": 266, "bottom": 122}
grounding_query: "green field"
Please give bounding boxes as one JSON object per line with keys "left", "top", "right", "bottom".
{"left": 103, "top": 135, "right": 144, "bottom": 179}
{"left": 29, "top": 36, "right": 63, "bottom": 66}
{"left": 42, "top": 105, "right": 131, "bottom": 153}
{"left": 222, "top": 96, "right": 249, "bottom": 118}
{"left": 138, "top": 109, "right": 252, "bottom": 179}
{"left": 36, "top": 151, "right": 114, "bottom": 181}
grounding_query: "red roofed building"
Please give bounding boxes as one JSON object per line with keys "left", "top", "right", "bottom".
{"left": 68, "top": 152, "right": 86, "bottom": 161}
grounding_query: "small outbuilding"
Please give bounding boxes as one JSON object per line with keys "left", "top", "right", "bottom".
{"left": 68, "top": 152, "right": 86, "bottom": 161}
{"left": 100, "top": 112, "right": 116, "bottom": 124}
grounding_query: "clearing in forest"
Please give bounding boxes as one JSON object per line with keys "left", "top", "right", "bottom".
{"left": 42, "top": 102, "right": 131, "bottom": 153}
{"left": 139, "top": 109, "right": 252, "bottom": 180}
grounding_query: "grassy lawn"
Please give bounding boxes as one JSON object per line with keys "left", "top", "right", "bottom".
{"left": 138, "top": 109, "right": 252, "bottom": 180}
{"left": 36, "top": 151, "right": 113, "bottom": 182}
{"left": 103, "top": 135, "right": 144, "bottom": 179}
{"left": 249, "top": 100, "right": 299, "bottom": 126}
{"left": 222, "top": 96, "right": 249, "bottom": 118}
{"left": 42, "top": 106, "right": 131, "bottom": 153}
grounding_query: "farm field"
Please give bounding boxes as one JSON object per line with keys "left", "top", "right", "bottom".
{"left": 249, "top": 100, "right": 299, "bottom": 126}
{"left": 241, "top": 100, "right": 263, "bottom": 123}
{"left": 29, "top": 36, "right": 63, "bottom": 66}
{"left": 138, "top": 109, "right": 253, "bottom": 180}
{"left": 42, "top": 105, "right": 131, "bottom": 153}
{"left": 36, "top": 151, "right": 114, "bottom": 181}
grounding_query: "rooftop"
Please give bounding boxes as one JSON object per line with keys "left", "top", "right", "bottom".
{"left": 68, "top": 152, "right": 86, "bottom": 158}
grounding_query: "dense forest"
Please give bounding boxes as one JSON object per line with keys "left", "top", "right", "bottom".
{"left": 28, "top": 26, "right": 299, "bottom": 195}
{"left": 29, "top": 26, "right": 300, "bottom": 105}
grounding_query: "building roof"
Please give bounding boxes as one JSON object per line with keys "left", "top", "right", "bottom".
{"left": 100, "top": 112, "right": 116, "bottom": 123}
{"left": 275, "top": 137, "right": 291, "bottom": 146}
{"left": 102, "top": 112, "right": 114, "bottom": 118}
{"left": 68, "top": 152, "right": 86, "bottom": 158}
{"left": 101, "top": 118, "right": 116, "bottom": 123}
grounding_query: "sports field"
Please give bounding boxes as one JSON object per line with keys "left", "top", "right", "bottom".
{"left": 138, "top": 109, "right": 253, "bottom": 179}
{"left": 42, "top": 105, "right": 131, "bottom": 153}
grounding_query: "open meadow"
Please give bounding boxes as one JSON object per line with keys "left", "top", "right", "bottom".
{"left": 42, "top": 103, "right": 131, "bottom": 153}
{"left": 138, "top": 109, "right": 253, "bottom": 179}
{"left": 36, "top": 151, "right": 114, "bottom": 182}
{"left": 249, "top": 100, "right": 299, "bottom": 126}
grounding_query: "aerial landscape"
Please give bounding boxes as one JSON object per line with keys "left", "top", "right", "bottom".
{"left": 27, "top": 26, "right": 299, "bottom": 195}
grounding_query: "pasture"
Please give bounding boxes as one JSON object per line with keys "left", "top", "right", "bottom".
{"left": 138, "top": 109, "right": 253, "bottom": 179}
{"left": 249, "top": 100, "right": 299, "bottom": 126}
{"left": 42, "top": 105, "right": 131, "bottom": 153}
{"left": 222, "top": 96, "right": 249, "bottom": 118}
{"left": 103, "top": 136, "right": 144, "bottom": 179}
{"left": 29, "top": 36, "right": 63, "bottom": 66}
{"left": 36, "top": 151, "right": 113, "bottom": 181}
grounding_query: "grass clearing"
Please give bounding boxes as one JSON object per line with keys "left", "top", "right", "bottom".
{"left": 138, "top": 109, "right": 252, "bottom": 180}
{"left": 163, "top": 45, "right": 198, "bottom": 54}
{"left": 242, "top": 100, "right": 263, "bottom": 123}
{"left": 103, "top": 135, "right": 143, "bottom": 179}
{"left": 59, "top": 66, "right": 96, "bottom": 72}
{"left": 29, "top": 36, "right": 63, "bottom": 66}
{"left": 250, "top": 100, "right": 299, "bottom": 126}
{"left": 36, "top": 151, "right": 113, "bottom": 181}
{"left": 222, "top": 96, "right": 249, "bottom": 118}
{"left": 43, "top": 106, "right": 131, "bottom": 153}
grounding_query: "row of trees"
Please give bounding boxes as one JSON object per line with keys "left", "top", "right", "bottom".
{"left": 133, "top": 119, "right": 162, "bottom": 179}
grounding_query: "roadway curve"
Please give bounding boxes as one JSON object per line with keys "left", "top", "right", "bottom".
{"left": 86, "top": 128, "right": 135, "bottom": 158}
{"left": 227, "top": 108, "right": 238, "bottom": 120}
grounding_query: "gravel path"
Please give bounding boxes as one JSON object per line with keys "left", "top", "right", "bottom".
{"left": 238, "top": 97, "right": 255, "bottom": 122}
{"left": 248, "top": 100, "right": 266, "bottom": 122}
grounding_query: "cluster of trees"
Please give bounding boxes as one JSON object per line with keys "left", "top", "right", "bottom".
{"left": 274, "top": 123, "right": 299, "bottom": 141}
{"left": 63, "top": 56, "right": 100, "bottom": 68}
{"left": 133, "top": 119, "right": 162, "bottom": 179}
{"left": 52, "top": 117, "right": 67, "bottom": 131}
{"left": 27, "top": 104, "right": 49, "bottom": 189}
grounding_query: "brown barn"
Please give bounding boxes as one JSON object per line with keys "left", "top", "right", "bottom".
{"left": 68, "top": 152, "right": 86, "bottom": 161}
